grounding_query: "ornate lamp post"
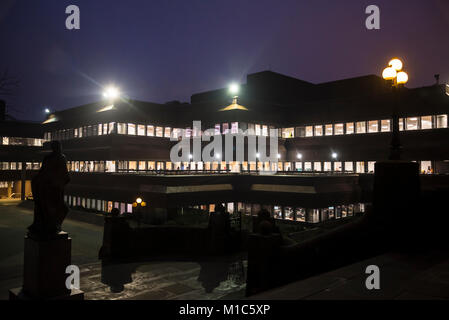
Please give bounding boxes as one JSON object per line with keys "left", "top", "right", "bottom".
{"left": 132, "top": 197, "right": 147, "bottom": 226}
{"left": 382, "top": 58, "right": 409, "bottom": 160}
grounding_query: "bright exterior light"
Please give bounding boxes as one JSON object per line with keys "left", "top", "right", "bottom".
{"left": 141, "top": 202, "right": 147, "bottom": 207}
{"left": 44, "top": 108, "right": 50, "bottom": 114}
{"left": 277, "top": 154, "right": 281, "bottom": 159}
{"left": 189, "top": 154, "right": 193, "bottom": 159}
{"left": 332, "top": 152, "right": 338, "bottom": 159}
{"left": 229, "top": 83, "right": 239, "bottom": 95}
{"left": 215, "top": 153, "right": 221, "bottom": 159}
{"left": 382, "top": 67, "right": 397, "bottom": 80}
{"left": 136, "top": 197, "right": 143, "bottom": 204}
{"left": 103, "top": 86, "right": 120, "bottom": 100}
{"left": 396, "top": 71, "right": 409, "bottom": 85}
{"left": 297, "top": 153, "right": 303, "bottom": 159}
{"left": 256, "top": 153, "right": 260, "bottom": 158}
{"left": 389, "top": 58, "right": 403, "bottom": 71}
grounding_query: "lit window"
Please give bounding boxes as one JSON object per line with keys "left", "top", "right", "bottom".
{"left": 346, "top": 123, "right": 354, "bottom": 134}
{"left": 305, "top": 126, "right": 313, "bottom": 137}
{"left": 231, "top": 122, "right": 239, "bottom": 134}
{"left": 314, "top": 125, "right": 323, "bottom": 136}
{"left": 164, "top": 127, "right": 171, "bottom": 138}
{"left": 255, "top": 124, "right": 261, "bottom": 136}
{"left": 282, "top": 128, "right": 294, "bottom": 138}
{"left": 105, "top": 161, "right": 116, "bottom": 172}
{"left": 137, "top": 125, "right": 146, "bottom": 136}
{"left": 172, "top": 128, "right": 181, "bottom": 139}
{"left": 147, "top": 161, "right": 155, "bottom": 170}
{"left": 406, "top": 117, "right": 418, "bottom": 130}
{"left": 103, "top": 124, "right": 108, "bottom": 135}
{"left": 367, "top": 161, "right": 375, "bottom": 173}
{"left": 138, "top": 161, "right": 146, "bottom": 171}
{"left": 98, "top": 124, "right": 103, "bottom": 136}
{"left": 215, "top": 124, "right": 221, "bottom": 135}
{"left": 334, "top": 124, "right": 344, "bottom": 135}
{"left": 325, "top": 124, "right": 333, "bottom": 136}
{"left": 304, "top": 162, "right": 312, "bottom": 171}
{"left": 323, "top": 162, "right": 332, "bottom": 171}
{"left": 108, "top": 123, "right": 115, "bottom": 134}
{"left": 334, "top": 162, "right": 342, "bottom": 171}
{"left": 128, "top": 123, "right": 136, "bottom": 135}
{"left": 381, "top": 120, "right": 391, "bottom": 132}
{"left": 356, "top": 161, "right": 365, "bottom": 173}
{"left": 117, "top": 123, "right": 126, "bottom": 135}
{"left": 156, "top": 126, "right": 163, "bottom": 137}
{"left": 356, "top": 122, "right": 366, "bottom": 134}
{"left": 2, "top": 137, "right": 9, "bottom": 145}
{"left": 314, "top": 162, "right": 322, "bottom": 171}
{"left": 185, "top": 128, "right": 192, "bottom": 138}
{"left": 368, "top": 120, "right": 378, "bottom": 133}
{"left": 345, "top": 162, "right": 354, "bottom": 172}
{"left": 421, "top": 116, "right": 432, "bottom": 130}
{"left": 436, "top": 115, "right": 447, "bottom": 128}
{"left": 128, "top": 161, "right": 137, "bottom": 171}
{"left": 262, "top": 125, "right": 268, "bottom": 136}
{"left": 147, "top": 125, "right": 154, "bottom": 136}
{"left": 222, "top": 123, "right": 229, "bottom": 134}
{"left": 420, "top": 161, "right": 433, "bottom": 174}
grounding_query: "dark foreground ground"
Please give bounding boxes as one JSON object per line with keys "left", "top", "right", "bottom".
{"left": 0, "top": 200, "right": 246, "bottom": 300}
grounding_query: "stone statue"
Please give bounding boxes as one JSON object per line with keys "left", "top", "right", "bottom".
{"left": 28, "top": 141, "right": 70, "bottom": 239}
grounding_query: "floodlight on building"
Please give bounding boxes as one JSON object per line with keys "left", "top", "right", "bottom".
{"left": 229, "top": 83, "right": 239, "bottom": 95}
{"left": 389, "top": 58, "right": 403, "bottom": 71}
{"left": 256, "top": 153, "right": 260, "bottom": 159}
{"left": 396, "top": 71, "right": 409, "bottom": 85}
{"left": 136, "top": 197, "right": 143, "bottom": 204}
{"left": 297, "top": 153, "right": 303, "bottom": 159}
{"left": 189, "top": 154, "right": 193, "bottom": 159}
{"left": 332, "top": 152, "right": 338, "bottom": 159}
{"left": 215, "top": 153, "right": 221, "bottom": 160}
{"left": 103, "top": 86, "right": 120, "bottom": 100}
{"left": 44, "top": 108, "right": 51, "bottom": 114}
{"left": 277, "top": 154, "right": 281, "bottom": 159}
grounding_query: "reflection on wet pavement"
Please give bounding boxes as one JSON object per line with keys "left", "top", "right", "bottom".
{"left": 80, "top": 254, "right": 247, "bottom": 300}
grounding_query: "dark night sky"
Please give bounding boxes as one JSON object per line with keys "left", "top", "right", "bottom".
{"left": 1, "top": 0, "right": 448, "bottom": 121}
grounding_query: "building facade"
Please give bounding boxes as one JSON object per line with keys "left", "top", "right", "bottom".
{"left": 1, "top": 71, "right": 449, "bottom": 223}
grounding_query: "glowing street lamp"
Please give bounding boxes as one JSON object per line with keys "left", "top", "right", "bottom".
{"left": 332, "top": 152, "right": 338, "bottom": 159}
{"left": 382, "top": 58, "right": 409, "bottom": 160}
{"left": 44, "top": 108, "right": 51, "bottom": 114}
{"left": 382, "top": 58, "right": 408, "bottom": 87}
{"left": 297, "top": 153, "right": 303, "bottom": 159}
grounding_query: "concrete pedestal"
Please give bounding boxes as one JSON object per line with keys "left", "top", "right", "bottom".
{"left": 9, "top": 232, "right": 84, "bottom": 300}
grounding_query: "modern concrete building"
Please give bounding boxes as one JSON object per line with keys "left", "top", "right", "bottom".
{"left": 1, "top": 71, "right": 448, "bottom": 223}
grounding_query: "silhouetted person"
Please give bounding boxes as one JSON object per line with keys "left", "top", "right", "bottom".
{"left": 28, "top": 141, "right": 70, "bottom": 239}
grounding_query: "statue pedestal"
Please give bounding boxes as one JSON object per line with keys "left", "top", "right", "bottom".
{"left": 9, "top": 232, "right": 84, "bottom": 300}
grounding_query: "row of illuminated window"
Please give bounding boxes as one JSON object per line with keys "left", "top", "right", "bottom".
{"left": 65, "top": 160, "right": 434, "bottom": 174}
{"left": 1, "top": 137, "right": 44, "bottom": 146}
{"left": 63, "top": 193, "right": 366, "bottom": 224}
{"left": 65, "top": 195, "right": 134, "bottom": 215}
{"left": 45, "top": 122, "right": 278, "bottom": 141}
{"left": 0, "top": 162, "right": 41, "bottom": 170}
{"left": 194, "top": 203, "right": 366, "bottom": 223}
{"left": 280, "top": 114, "right": 449, "bottom": 138}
